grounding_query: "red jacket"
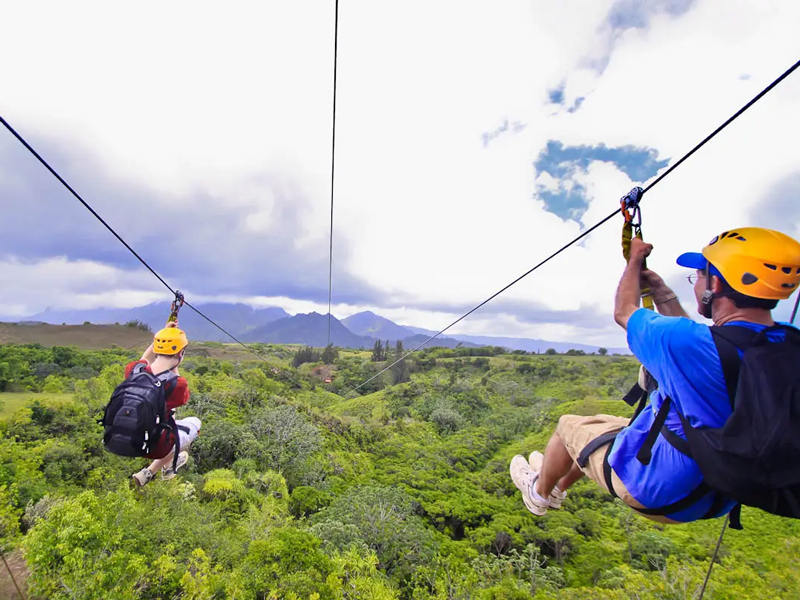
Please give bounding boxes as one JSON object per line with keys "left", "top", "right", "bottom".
{"left": 124, "top": 360, "right": 190, "bottom": 458}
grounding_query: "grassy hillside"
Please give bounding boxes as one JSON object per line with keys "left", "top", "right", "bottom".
{"left": 0, "top": 341, "right": 797, "bottom": 599}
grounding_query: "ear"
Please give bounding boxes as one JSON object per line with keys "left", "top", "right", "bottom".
{"left": 710, "top": 275, "right": 725, "bottom": 294}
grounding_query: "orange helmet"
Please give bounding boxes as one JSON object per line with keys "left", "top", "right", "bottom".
{"left": 677, "top": 227, "right": 800, "bottom": 300}
{"left": 153, "top": 327, "right": 189, "bottom": 355}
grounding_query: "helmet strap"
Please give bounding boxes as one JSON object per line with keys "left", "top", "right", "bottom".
{"left": 700, "top": 264, "right": 714, "bottom": 318}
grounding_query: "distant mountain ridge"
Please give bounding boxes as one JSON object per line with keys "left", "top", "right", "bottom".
{"left": 28, "top": 303, "right": 289, "bottom": 343}
{"left": 17, "top": 304, "right": 627, "bottom": 354}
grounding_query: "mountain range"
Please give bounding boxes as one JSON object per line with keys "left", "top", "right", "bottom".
{"left": 18, "top": 304, "right": 627, "bottom": 354}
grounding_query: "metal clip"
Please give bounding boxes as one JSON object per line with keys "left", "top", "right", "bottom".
{"left": 620, "top": 187, "right": 644, "bottom": 232}
{"left": 168, "top": 290, "right": 185, "bottom": 323}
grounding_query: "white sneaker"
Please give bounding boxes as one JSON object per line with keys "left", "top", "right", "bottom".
{"left": 161, "top": 451, "right": 189, "bottom": 480}
{"left": 132, "top": 467, "right": 154, "bottom": 487}
{"left": 509, "top": 455, "right": 550, "bottom": 516}
{"left": 529, "top": 451, "right": 567, "bottom": 508}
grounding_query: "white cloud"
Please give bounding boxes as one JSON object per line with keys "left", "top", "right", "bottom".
{"left": 2, "top": 0, "right": 799, "bottom": 346}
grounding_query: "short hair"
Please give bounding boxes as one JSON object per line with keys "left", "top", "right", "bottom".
{"left": 716, "top": 276, "right": 779, "bottom": 310}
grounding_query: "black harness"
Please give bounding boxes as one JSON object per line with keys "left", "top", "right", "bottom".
{"left": 577, "top": 331, "right": 746, "bottom": 528}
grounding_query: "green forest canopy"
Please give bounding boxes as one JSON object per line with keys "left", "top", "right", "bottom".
{"left": 1, "top": 341, "right": 798, "bottom": 599}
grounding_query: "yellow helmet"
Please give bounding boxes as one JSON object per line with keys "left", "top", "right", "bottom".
{"left": 677, "top": 227, "right": 800, "bottom": 300}
{"left": 153, "top": 327, "right": 189, "bottom": 355}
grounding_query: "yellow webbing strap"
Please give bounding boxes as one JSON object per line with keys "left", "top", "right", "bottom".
{"left": 622, "top": 221, "right": 654, "bottom": 311}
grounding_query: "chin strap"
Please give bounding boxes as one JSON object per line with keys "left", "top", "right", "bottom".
{"left": 700, "top": 264, "right": 714, "bottom": 318}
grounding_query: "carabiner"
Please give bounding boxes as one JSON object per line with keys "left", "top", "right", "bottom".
{"left": 620, "top": 187, "right": 644, "bottom": 233}
{"left": 168, "top": 290, "right": 185, "bottom": 323}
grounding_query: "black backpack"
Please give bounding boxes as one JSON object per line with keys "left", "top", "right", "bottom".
{"left": 101, "top": 363, "right": 181, "bottom": 465}
{"left": 581, "top": 323, "right": 800, "bottom": 528}
{"left": 680, "top": 324, "right": 800, "bottom": 519}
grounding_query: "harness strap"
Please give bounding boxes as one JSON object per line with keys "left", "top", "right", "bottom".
{"left": 577, "top": 431, "right": 619, "bottom": 469}
{"left": 168, "top": 415, "right": 181, "bottom": 471}
{"left": 602, "top": 442, "right": 618, "bottom": 499}
{"left": 660, "top": 424, "right": 691, "bottom": 456}
{"left": 575, "top": 429, "right": 720, "bottom": 518}
{"left": 622, "top": 381, "right": 645, "bottom": 407}
{"left": 636, "top": 396, "right": 672, "bottom": 465}
{"left": 631, "top": 481, "right": 712, "bottom": 516}
{"left": 623, "top": 382, "right": 650, "bottom": 426}
{"left": 573, "top": 431, "right": 621, "bottom": 499}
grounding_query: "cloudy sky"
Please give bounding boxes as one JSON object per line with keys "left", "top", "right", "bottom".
{"left": 2, "top": 0, "right": 799, "bottom": 348}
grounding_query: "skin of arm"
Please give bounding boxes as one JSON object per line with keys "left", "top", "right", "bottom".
{"left": 642, "top": 268, "right": 689, "bottom": 318}
{"left": 614, "top": 250, "right": 647, "bottom": 329}
{"left": 615, "top": 238, "right": 689, "bottom": 328}
{"left": 140, "top": 343, "right": 156, "bottom": 364}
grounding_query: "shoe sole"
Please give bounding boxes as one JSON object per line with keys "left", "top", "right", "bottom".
{"left": 132, "top": 475, "right": 150, "bottom": 487}
{"left": 510, "top": 455, "right": 548, "bottom": 516}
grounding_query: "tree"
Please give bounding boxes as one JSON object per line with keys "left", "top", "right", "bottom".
{"left": 598, "top": 347, "right": 608, "bottom": 356}
{"left": 244, "top": 405, "right": 322, "bottom": 485}
{"left": 391, "top": 341, "right": 410, "bottom": 384}
{"left": 371, "top": 340, "right": 385, "bottom": 362}
{"left": 321, "top": 344, "right": 339, "bottom": 364}
{"left": 311, "top": 485, "right": 436, "bottom": 579}
{"left": 545, "top": 348, "right": 557, "bottom": 355}
{"left": 292, "top": 346, "right": 320, "bottom": 367}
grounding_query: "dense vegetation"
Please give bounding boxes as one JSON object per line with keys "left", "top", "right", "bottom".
{"left": 1, "top": 342, "right": 798, "bottom": 599}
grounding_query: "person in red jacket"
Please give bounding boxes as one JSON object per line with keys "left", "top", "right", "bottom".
{"left": 130, "top": 322, "right": 201, "bottom": 486}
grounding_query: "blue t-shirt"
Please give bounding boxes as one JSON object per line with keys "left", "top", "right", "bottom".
{"left": 609, "top": 309, "right": 791, "bottom": 522}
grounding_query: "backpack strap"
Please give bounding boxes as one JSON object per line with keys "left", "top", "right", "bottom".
{"left": 637, "top": 326, "right": 761, "bottom": 467}
{"left": 155, "top": 370, "right": 179, "bottom": 398}
{"left": 130, "top": 361, "right": 149, "bottom": 377}
{"left": 166, "top": 414, "right": 181, "bottom": 471}
{"left": 709, "top": 325, "right": 759, "bottom": 407}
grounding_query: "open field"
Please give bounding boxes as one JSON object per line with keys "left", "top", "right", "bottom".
{"left": 0, "top": 392, "right": 74, "bottom": 419}
{"left": 0, "top": 322, "right": 151, "bottom": 350}
{"left": 0, "top": 321, "right": 281, "bottom": 362}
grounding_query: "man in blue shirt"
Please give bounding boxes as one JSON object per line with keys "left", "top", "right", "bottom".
{"left": 510, "top": 227, "right": 800, "bottom": 522}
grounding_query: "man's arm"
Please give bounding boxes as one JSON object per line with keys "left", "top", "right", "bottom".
{"left": 141, "top": 343, "right": 156, "bottom": 363}
{"left": 642, "top": 269, "right": 689, "bottom": 318}
{"left": 616, "top": 239, "right": 690, "bottom": 328}
{"left": 614, "top": 250, "right": 647, "bottom": 329}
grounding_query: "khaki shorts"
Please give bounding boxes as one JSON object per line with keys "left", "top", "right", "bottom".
{"left": 556, "top": 414, "right": 678, "bottom": 524}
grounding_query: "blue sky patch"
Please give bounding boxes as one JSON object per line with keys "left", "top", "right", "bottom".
{"left": 548, "top": 86, "right": 565, "bottom": 105}
{"left": 607, "top": 0, "right": 694, "bottom": 31}
{"left": 534, "top": 140, "right": 669, "bottom": 221}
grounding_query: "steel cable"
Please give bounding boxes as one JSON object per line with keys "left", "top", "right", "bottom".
{"left": 0, "top": 116, "right": 268, "bottom": 362}
{"left": 352, "top": 57, "right": 800, "bottom": 392}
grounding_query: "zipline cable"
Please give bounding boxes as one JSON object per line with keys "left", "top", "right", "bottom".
{"left": 327, "top": 0, "right": 339, "bottom": 348}
{"left": 0, "top": 550, "right": 25, "bottom": 600}
{"left": 791, "top": 291, "right": 800, "bottom": 324}
{"left": 697, "top": 514, "right": 729, "bottom": 600}
{"left": 353, "top": 56, "right": 800, "bottom": 392}
{"left": 0, "top": 115, "right": 267, "bottom": 362}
